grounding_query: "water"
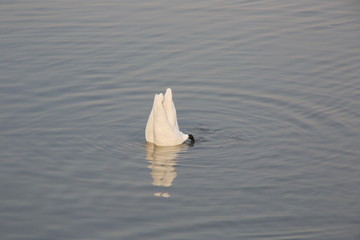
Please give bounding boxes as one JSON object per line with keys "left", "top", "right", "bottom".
{"left": 1, "top": 0, "right": 360, "bottom": 239}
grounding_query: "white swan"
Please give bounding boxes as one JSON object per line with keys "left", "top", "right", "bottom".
{"left": 145, "top": 88, "right": 195, "bottom": 146}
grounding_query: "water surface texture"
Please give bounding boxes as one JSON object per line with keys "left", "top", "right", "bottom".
{"left": 1, "top": 0, "right": 360, "bottom": 239}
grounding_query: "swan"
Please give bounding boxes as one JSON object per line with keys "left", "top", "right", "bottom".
{"left": 145, "top": 88, "right": 195, "bottom": 146}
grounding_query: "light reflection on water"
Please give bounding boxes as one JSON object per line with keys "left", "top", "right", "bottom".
{"left": 146, "top": 143, "right": 188, "bottom": 197}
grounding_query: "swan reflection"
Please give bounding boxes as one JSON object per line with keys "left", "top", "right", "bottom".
{"left": 146, "top": 143, "right": 188, "bottom": 197}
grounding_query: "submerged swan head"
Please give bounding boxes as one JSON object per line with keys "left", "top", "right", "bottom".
{"left": 145, "top": 88, "right": 195, "bottom": 146}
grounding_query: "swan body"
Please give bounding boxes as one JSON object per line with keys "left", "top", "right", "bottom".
{"left": 145, "top": 88, "right": 194, "bottom": 146}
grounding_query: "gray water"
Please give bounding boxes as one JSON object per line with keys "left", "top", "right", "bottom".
{"left": 1, "top": 0, "right": 360, "bottom": 239}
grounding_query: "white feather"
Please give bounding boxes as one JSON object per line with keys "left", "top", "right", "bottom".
{"left": 145, "top": 88, "right": 189, "bottom": 146}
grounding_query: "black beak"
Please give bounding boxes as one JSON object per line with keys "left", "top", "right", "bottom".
{"left": 188, "top": 134, "right": 195, "bottom": 145}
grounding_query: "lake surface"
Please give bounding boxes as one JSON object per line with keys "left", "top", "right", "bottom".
{"left": 1, "top": 0, "right": 360, "bottom": 239}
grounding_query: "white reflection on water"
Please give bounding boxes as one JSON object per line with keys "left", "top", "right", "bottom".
{"left": 146, "top": 143, "right": 188, "bottom": 197}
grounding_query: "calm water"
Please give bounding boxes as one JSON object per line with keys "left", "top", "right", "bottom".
{"left": 1, "top": 0, "right": 360, "bottom": 239}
